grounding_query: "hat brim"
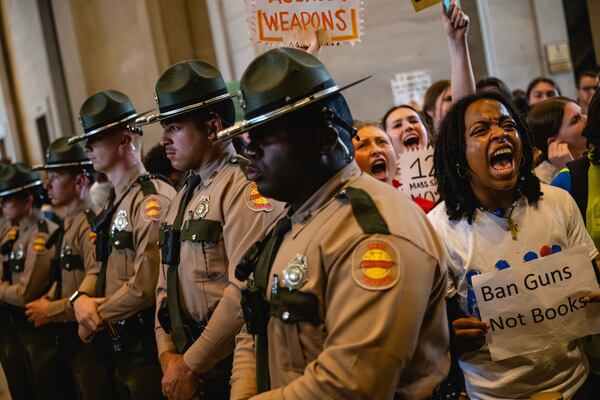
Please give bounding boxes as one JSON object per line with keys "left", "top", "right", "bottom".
{"left": 32, "top": 160, "right": 93, "bottom": 171}
{"left": 216, "top": 76, "right": 370, "bottom": 143}
{"left": 68, "top": 110, "right": 153, "bottom": 145}
{"left": 136, "top": 92, "right": 239, "bottom": 126}
{"left": 0, "top": 180, "right": 42, "bottom": 197}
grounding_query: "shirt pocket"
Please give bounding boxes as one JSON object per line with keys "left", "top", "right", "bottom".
{"left": 181, "top": 219, "right": 226, "bottom": 281}
{"left": 270, "top": 320, "right": 306, "bottom": 374}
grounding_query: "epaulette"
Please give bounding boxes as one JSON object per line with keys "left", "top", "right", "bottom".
{"left": 84, "top": 208, "right": 96, "bottom": 226}
{"left": 37, "top": 219, "right": 49, "bottom": 234}
{"left": 335, "top": 187, "right": 390, "bottom": 235}
{"left": 137, "top": 173, "right": 173, "bottom": 196}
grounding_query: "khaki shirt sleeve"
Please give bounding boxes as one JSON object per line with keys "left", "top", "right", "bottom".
{"left": 231, "top": 325, "right": 258, "bottom": 400}
{"left": 98, "top": 194, "right": 168, "bottom": 322}
{"left": 155, "top": 261, "right": 177, "bottom": 356}
{"left": 47, "top": 217, "right": 99, "bottom": 322}
{"left": 251, "top": 235, "right": 447, "bottom": 400}
{"left": 182, "top": 177, "right": 282, "bottom": 373}
{"left": 0, "top": 231, "right": 54, "bottom": 307}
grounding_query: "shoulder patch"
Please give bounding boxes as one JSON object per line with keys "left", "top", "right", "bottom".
{"left": 143, "top": 195, "right": 163, "bottom": 222}
{"left": 352, "top": 239, "right": 401, "bottom": 291}
{"left": 244, "top": 182, "right": 273, "bottom": 212}
{"left": 33, "top": 234, "right": 47, "bottom": 253}
{"left": 7, "top": 227, "right": 18, "bottom": 241}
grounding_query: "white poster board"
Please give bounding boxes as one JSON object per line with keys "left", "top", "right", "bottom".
{"left": 245, "top": 0, "right": 364, "bottom": 46}
{"left": 472, "top": 245, "right": 600, "bottom": 361}
{"left": 390, "top": 70, "right": 431, "bottom": 107}
{"left": 398, "top": 147, "right": 439, "bottom": 202}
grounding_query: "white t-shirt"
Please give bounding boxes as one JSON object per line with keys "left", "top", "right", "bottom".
{"left": 428, "top": 184, "right": 598, "bottom": 399}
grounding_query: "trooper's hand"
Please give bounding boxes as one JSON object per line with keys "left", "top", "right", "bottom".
{"left": 442, "top": 0, "right": 470, "bottom": 44}
{"left": 78, "top": 323, "right": 95, "bottom": 343}
{"left": 547, "top": 141, "right": 574, "bottom": 171}
{"left": 25, "top": 296, "right": 51, "bottom": 327}
{"left": 161, "top": 355, "right": 202, "bottom": 400}
{"left": 452, "top": 317, "right": 489, "bottom": 353}
{"left": 159, "top": 350, "right": 180, "bottom": 374}
{"left": 73, "top": 295, "right": 106, "bottom": 331}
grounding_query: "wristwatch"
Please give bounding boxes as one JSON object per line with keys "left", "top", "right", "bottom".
{"left": 69, "top": 290, "right": 90, "bottom": 305}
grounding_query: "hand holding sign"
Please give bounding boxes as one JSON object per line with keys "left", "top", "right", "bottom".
{"left": 442, "top": 0, "right": 469, "bottom": 43}
{"left": 472, "top": 245, "right": 600, "bottom": 361}
{"left": 452, "top": 317, "right": 490, "bottom": 354}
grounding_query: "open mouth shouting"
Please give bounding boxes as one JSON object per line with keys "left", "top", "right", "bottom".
{"left": 370, "top": 158, "right": 388, "bottom": 182}
{"left": 402, "top": 132, "right": 421, "bottom": 151}
{"left": 488, "top": 145, "right": 516, "bottom": 179}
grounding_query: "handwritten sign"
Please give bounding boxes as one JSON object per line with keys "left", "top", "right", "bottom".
{"left": 472, "top": 245, "right": 600, "bottom": 361}
{"left": 245, "top": 0, "right": 363, "bottom": 45}
{"left": 398, "top": 147, "right": 439, "bottom": 202}
{"left": 411, "top": 0, "right": 441, "bottom": 12}
{"left": 390, "top": 70, "right": 431, "bottom": 108}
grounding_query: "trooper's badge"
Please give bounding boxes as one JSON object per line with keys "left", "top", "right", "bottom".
{"left": 143, "top": 196, "right": 162, "bottom": 222}
{"left": 352, "top": 239, "right": 400, "bottom": 291}
{"left": 112, "top": 210, "right": 129, "bottom": 235}
{"left": 244, "top": 182, "right": 273, "bottom": 212}
{"left": 282, "top": 254, "right": 308, "bottom": 290}
{"left": 193, "top": 196, "right": 210, "bottom": 219}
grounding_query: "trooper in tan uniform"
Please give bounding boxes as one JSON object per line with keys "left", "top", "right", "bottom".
{"left": 216, "top": 48, "right": 450, "bottom": 399}
{"left": 68, "top": 90, "right": 176, "bottom": 400}
{"left": 0, "top": 163, "right": 63, "bottom": 399}
{"left": 25, "top": 136, "right": 115, "bottom": 399}
{"left": 137, "top": 59, "right": 283, "bottom": 400}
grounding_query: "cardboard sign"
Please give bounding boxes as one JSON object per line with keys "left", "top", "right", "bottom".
{"left": 411, "top": 0, "right": 442, "bottom": 12}
{"left": 245, "top": 0, "right": 363, "bottom": 45}
{"left": 398, "top": 147, "right": 439, "bottom": 202}
{"left": 390, "top": 70, "right": 431, "bottom": 108}
{"left": 472, "top": 245, "right": 600, "bottom": 361}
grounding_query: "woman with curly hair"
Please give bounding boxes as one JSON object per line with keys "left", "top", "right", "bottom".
{"left": 428, "top": 92, "right": 599, "bottom": 399}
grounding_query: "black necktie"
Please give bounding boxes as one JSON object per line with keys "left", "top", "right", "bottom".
{"left": 167, "top": 175, "right": 202, "bottom": 353}
{"left": 253, "top": 216, "right": 292, "bottom": 393}
{"left": 95, "top": 188, "right": 116, "bottom": 297}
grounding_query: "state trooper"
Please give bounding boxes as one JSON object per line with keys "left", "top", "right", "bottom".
{"left": 25, "top": 136, "right": 115, "bottom": 399}
{"left": 138, "top": 59, "right": 283, "bottom": 399}
{"left": 0, "top": 163, "right": 62, "bottom": 399}
{"left": 68, "top": 90, "right": 176, "bottom": 400}
{"left": 217, "top": 48, "right": 450, "bottom": 399}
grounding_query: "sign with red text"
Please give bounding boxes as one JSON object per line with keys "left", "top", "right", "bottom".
{"left": 472, "top": 245, "right": 600, "bottom": 361}
{"left": 398, "top": 147, "right": 439, "bottom": 202}
{"left": 245, "top": 0, "right": 363, "bottom": 46}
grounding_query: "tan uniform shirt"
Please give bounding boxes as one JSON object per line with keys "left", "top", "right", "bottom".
{"left": 0, "top": 213, "right": 58, "bottom": 307}
{"left": 155, "top": 145, "right": 284, "bottom": 373}
{"left": 231, "top": 162, "right": 450, "bottom": 400}
{"left": 45, "top": 203, "right": 100, "bottom": 322}
{"left": 97, "top": 163, "right": 176, "bottom": 322}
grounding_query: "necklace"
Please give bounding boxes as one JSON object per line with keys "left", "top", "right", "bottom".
{"left": 479, "top": 199, "right": 519, "bottom": 240}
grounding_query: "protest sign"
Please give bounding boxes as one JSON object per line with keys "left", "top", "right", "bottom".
{"left": 411, "top": 0, "right": 442, "bottom": 12}
{"left": 245, "top": 0, "right": 363, "bottom": 46}
{"left": 398, "top": 147, "right": 439, "bottom": 202}
{"left": 390, "top": 70, "right": 431, "bottom": 108}
{"left": 472, "top": 245, "right": 600, "bottom": 361}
